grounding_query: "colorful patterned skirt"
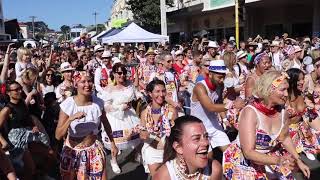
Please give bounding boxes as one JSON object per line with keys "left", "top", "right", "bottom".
{"left": 223, "top": 143, "right": 294, "bottom": 180}
{"left": 60, "top": 140, "right": 106, "bottom": 180}
{"left": 289, "top": 121, "right": 320, "bottom": 154}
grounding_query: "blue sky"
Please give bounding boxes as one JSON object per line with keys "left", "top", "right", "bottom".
{"left": 3, "top": 0, "right": 113, "bottom": 30}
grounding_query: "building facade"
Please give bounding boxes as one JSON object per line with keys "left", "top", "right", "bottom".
{"left": 106, "top": 0, "right": 134, "bottom": 30}
{"left": 167, "top": 0, "right": 320, "bottom": 43}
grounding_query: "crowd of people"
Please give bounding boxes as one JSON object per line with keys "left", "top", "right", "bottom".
{"left": 0, "top": 33, "right": 320, "bottom": 180}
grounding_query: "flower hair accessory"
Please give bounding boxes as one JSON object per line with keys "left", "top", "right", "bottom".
{"left": 73, "top": 71, "right": 91, "bottom": 85}
{"left": 271, "top": 72, "right": 290, "bottom": 89}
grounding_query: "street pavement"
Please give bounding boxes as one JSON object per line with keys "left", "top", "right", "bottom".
{"left": 106, "top": 149, "right": 149, "bottom": 180}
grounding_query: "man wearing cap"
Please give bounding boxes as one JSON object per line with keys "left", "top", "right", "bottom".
{"left": 270, "top": 40, "right": 284, "bottom": 71}
{"left": 137, "top": 47, "right": 146, "bottom": 63}
{"left": 138, "top": 48, "right": 157, "bottom": 91}
{"left": 55, "top": 62, "right": 76, "bottom": 103}
{"left": 94, "top": 51, "right": 113, "bottom": 97}
{"left": 191, "top": 60, "right": 245, "bottom": 152}
{"left": 203, "top": 41, "right": 219, "bottom": 61}
{"left": 234, "top": 51, "right": 249, "bottom": 81}
{"left": 87, "top": 44, "right": 104, "bottom": 74}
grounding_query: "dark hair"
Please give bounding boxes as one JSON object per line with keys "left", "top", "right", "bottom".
{"left": 162, "top": 115, "right": 203, "bottom": 164}
{"left": 42, "top": 69, "right": 57, "bottom": 86}
{"left": 146, "top": 79, "right": 166, "bottom": 103}
{"left": 146, "top": 79, "right": 165, "bottom": 93}
{"left": 287, "top": 68, "right": 304, "bottom": 99}
{"left": 110, "top": 63, "right": 127, "bottom": 81}
{"left": 5, "top": 81, "right": 21, "bottom": 93}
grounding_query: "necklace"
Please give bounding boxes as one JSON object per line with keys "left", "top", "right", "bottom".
{"left": 173, "top": 158, "right": 201, "bottom": 180}
{"left": 151, "top": 108, "right": 161, "bottom": 114}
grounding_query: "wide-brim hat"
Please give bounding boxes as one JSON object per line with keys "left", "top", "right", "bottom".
{"left": 270, "top": 41, "right": 280, "bottom": 47}
{"left": 175, "top": 50, "right": 183, "bottom": 56}
{"left": 60, "top": 62, "right": 75, "bottom": 72}
{"left": 94, "top": 44, "right": 104, "bottom": 53}
{"left": 246, "top": 42, "right": 258, "bottom": 47}
{"left": 145, "top": 48, "right": 156, "bottom": 56}
{"left": 208, "top": 41, "right": 219, "bottom": 48}
{"left": 102, "top": 51, "right": 112, "bottom": 58}
{"left": 208, "top": 60, "right": 227, "bottom": 74}
{"left": 294, "top": 45, "right": 302, "bottom": 53}
{"left": 236, "top": 51, "right": 247, "bottom": 59}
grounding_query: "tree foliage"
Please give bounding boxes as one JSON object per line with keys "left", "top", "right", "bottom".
{"left": 60, "top": 25, "right": 71, "bottom": 34}
{"left": 127, "top": 0, "right": 173, "bottom": 33}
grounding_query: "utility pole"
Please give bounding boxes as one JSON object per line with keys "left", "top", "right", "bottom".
{"left": 235, "top": 0, "right": 239, "bottom": 49}
{"left": 30, "top": 16, "right": 36, "bottom": 39}
{"left": 160, "top": 0, "right": 167, "bottom": 36}
{"left": 93, "top": 12, "right": 99, "bottom": 33}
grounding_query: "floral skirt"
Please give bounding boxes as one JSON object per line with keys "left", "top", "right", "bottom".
{"left": 223, "top": 143, "right": 294, "bottom": 180}
{"left": 60, "top": 140, "right": 106, "bottom": 180}
{"left": 289, "top": 122, "right": 320, "bottom": 154}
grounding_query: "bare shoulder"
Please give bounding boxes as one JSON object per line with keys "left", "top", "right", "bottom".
{"left": 153, "top": 164, "right": 170, "bottom": 180}
{"left": 238, "top": 106, "right": 258, "bottom": 126}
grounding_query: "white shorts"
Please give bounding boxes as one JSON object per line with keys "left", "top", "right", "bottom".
{"left": 141, "top": 143, "right": 164, "bottom": 173}
{"left": 208, "top": 128, "right": 230, "bottom": 149}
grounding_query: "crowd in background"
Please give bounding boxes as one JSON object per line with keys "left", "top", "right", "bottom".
{"left": 0, "top": 32, "right": 320, "bottom": 179}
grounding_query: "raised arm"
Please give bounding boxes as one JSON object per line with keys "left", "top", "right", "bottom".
{"left": 0, "top": 43, "right": 14, "bottom": 83}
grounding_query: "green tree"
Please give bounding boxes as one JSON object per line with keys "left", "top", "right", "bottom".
{"left": 127, "top": 0, "right": 173, "bottom": 33}
{"left": 60, "top": 25, "right": 71, "bottom": 40}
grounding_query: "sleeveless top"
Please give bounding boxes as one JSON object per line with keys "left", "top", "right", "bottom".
{"left": 190, "top": 80, "right": 222, "bottom": 132}
{"left": 235, "top": 105, "right": 285, "bottom": 154}
{"left": 5, "top": 100, "right": 33, "bottom": 130}
{"left": 166, "top": 159, "right": 211, "bottom": 180}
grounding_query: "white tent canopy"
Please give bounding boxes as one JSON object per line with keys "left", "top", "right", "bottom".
{"left": 91, "top": 30, "right": 108, "bottom": 43}
{"left": 102, "top": 22, "right": 169, "bottom": 43}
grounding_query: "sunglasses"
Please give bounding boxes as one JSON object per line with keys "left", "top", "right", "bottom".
{"left": 167, "top": 60, "right": 173, "bottom": 63}
{"left": 8, "top": 87, "right": 22, "bottom": 92}
{"left": 46, "top": 73, "right": 53, "bottom": 77}
{"left": 115, "top": 71, "right": 126, "bottom": 76}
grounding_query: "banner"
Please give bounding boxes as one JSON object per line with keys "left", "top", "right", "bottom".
{"left": 209, "top": 0, "right": 234, "bottom": 10}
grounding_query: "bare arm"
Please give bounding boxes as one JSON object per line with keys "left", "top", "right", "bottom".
{"left": 239, "top": 107, "right": 279, "bottom": 165}
{"left": 193, "top": 83, "right": 226, "bottom": 112}
{"left": 0, "top": 43, "right": 14, "bottom": 83}
{"left": 55, "top": 109, "right": 85, "bottom": 140}
{"left": 245, "top": 77, "right": 255, "bottom": 99}
{"left": 0, "top": 107, "right": 10, "bottom": 148}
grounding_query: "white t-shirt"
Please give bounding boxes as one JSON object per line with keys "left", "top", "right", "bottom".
{"left": 60, "top": 96, "right": 104, "bottom": 138}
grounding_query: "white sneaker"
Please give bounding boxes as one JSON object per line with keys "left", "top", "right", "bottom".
{"left": 305, "top": 153, "right": 316, "bottom": 161}
{"left": 110, "top": 160, "right": 121, "bottom": 174}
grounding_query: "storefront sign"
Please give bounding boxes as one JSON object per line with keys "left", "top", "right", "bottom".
{"left": 210, "top": 0, "right": 234, "bottom": 10}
